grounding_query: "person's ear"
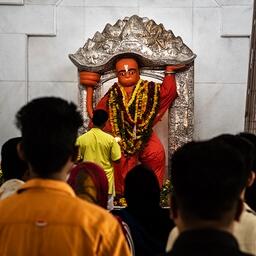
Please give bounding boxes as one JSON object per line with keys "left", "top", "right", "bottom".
{"left": 247, "top": 171, "right": 256, "bottom": 187}
{"left": 17, "top": 142, "right": 26, "bottom": 161}
{"left": 170, "top": 194, "right": 178, "bottom": 220}
{"left": 234, "top": 198, "right": 244, "bottom": 222}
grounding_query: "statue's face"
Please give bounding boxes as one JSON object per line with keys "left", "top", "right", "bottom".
{"left": 116, "top": 58, "right": 140, "bottom": 87}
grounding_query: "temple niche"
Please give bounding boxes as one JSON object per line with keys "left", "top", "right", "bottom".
{"left": 69, "top": 15, "right": 196, "bottom": 173}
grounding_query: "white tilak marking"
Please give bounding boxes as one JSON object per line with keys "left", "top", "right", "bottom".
{"left": 124, "top": 65, "right": 129, "bottom": 72}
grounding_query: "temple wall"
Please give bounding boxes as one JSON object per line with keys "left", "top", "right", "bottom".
{"left": 0, "top": 0, "right": 253, "bottom": 156}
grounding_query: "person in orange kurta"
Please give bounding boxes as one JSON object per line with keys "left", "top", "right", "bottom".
{"left": 0, "top": 97, "right": 131, "bottom": 255}
{"left": 80, "top": 58, "right": 182, "bottom": 194}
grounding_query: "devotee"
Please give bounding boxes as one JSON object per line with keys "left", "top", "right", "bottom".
{"left": 0, "top": 137, "right": 28, "bottom": 199}
{"left": 166, "top": 134, "right": 256, "bottom": 255}
{"left": 239, "top": 132, "right": 256, "bottom": 212}
{"left": 80, "top": 57, "right": 185, "bottom": 193}
{"left": 166, "top": 139, "right": 253, "bottom": 256}
{"left": 76, "top": 109, "right": 121, "bottom": 209}
{"left": 112, "top": 164, "right": 174, "bottom": 256}
{"left": 68, "top": 161, "right": 135, "bottom": 255}
{"left": 68, "top": 161, "right": 109, "bottom": 209}
{"left": 0, "top": 97, "right": 130, "bottom": 256}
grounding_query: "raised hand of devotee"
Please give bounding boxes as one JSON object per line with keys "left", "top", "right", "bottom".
{"left": 79, "top": 71, "right": 101, "bottom": 118}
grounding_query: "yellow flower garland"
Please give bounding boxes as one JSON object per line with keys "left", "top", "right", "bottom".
{"left": 108, "top": 79, "right": 161, "bottom": 155}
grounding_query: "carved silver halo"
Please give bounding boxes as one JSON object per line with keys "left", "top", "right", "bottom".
{"left": 69, "top": 15, "right": 196, "bottom": 72}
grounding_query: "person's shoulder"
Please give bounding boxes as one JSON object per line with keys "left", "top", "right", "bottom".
{"left": 0, "top": 190, "right": 20, "bottom": 204}
{"left": 99, "top": 129, "right": 117, "bottom": 140}
{"left": 77, "top": 130, "right": 94, "bottom": 143}
{"left": 77, "top": 133, "right": 87, "bottom": 141}
{"left": 0, "top": 179, "right": 24, "bottom": 199}
{"left": 72, "top": 196, "right": 119, "bottom": 224}
{"left": 0, "top": 192, "right": 22, "bottom": 218}
{"left": 240, "top": 203, "right": 256, "bottom": 225}
{"left": 244, "top": 203, "right": 256, "bottom": 216}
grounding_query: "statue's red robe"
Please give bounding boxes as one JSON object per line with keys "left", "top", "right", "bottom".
{"left": 95, "top": 75, "right": 177, "bottom": 194}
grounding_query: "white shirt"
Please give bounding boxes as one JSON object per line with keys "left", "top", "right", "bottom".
{"left": 0, "top": 179, "right": 24, "bottom": 199}
{"left": 166, "top": 203, "right": 256, "bottom": 255}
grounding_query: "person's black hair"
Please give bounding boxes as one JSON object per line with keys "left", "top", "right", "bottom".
{"left": 15, "top": 97, "right": 83, "bottom": 178}
{"left": 1, "top": 137, "right": 27, "bottom": 181}
{"left": 238, "top": 132, "right": 256, "bottom": 211}
{"left": 92, "top": 109, "right": 108, "bottom": 127}
{"left": 171, "top": 139, "right": 247, "bottom": 221}
{"left": 238, "top": 132, "right": 256, "bottom": 171}
{"left": 211, "top": 133, "right": 255, "bottom": 180}
{"left": 124, "top": 164, "right": 160, "bottom": 209}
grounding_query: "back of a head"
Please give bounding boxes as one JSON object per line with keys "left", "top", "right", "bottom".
{"left": 1, "top": 137, "right": 27, "bottom": 181}
{"left": 124, "top": 164, "right": 160, "bottom": 209}
{"left": 238, "top": 132, "right": 256, "bottom": 211}
{"left": 15, "top": 97, "right": 83, "bottom": 177}
{"left": 212, "top": 134, "right": 255, "bottom": 178}
{"left": 68, "top": 162, "right": 109, "bottom": 209}
{"left": 238, "top": 132, "right": 256, "bottom": 171}
{"left": 171, "top": 139, "right": 247, "bottom": 222}
{"left": 92, "top": 109, "right": 108, "bottom": 127}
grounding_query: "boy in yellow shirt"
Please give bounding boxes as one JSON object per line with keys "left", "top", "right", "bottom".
{"left": 77, "top": 109, "right": 121, "bottom": 209}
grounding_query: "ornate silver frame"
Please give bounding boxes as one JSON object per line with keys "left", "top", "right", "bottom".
{"left": 70, "top": 15, "right": 196, "bottom": 172}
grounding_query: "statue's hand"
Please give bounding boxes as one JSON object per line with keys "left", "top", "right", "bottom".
{"left": 79, "top": 71, "right": 101, "bottom": 87}
{"left": 79, "top": 71, "right": 101, "bottom": 119}
{"left": 165, "top": 64, "right": 186, "bottom": 74}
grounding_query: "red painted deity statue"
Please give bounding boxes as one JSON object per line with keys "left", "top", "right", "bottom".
{"left": 79, "top": 57, "right": 183, "bottom": 194}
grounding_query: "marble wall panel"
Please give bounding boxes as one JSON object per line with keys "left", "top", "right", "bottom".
{"left": 193, "top": 82, "right": 247, "bottom": 140}
{"left": 0, "top": 5, "right": 55, "bottom": 35}
{"left": 221, "top": 6, "right": 253, "bottom": 36}
{"left": 139, "top": 0, "right": 192, "bottom": 8}
{"left": 85, "top": 0, "right": 138, "bottom": 7}
{"left": 28, "top": 6, "right": 84, "bottom": 82}
{"left": 216, "top": 0, "right": 253, "bottom": 6}
{"left": 0, "top": 0, "right": 23, "bottom": 4}
{"left": 84, "top": 7, "right": 138, "bottom": 39}
{"left": 25, "top": 0, "right": 59, "bottom": 4}
{"left": 28, "top": 81, "right": 79, "bottom": 104}
{"left": 217, "top": 38, "right": 250, "bottom": 83}
{"left": 59, "top": 0, "right": 84, "bottom": 6}
{"left": 0, "top": 81, "right": 26, "bottom": 150}
{"left": 193, "top": 8, "right": 250, "bottom": 84}
{"left": 193, "top": 0, "right": 219, "bottom": 7}
{"left": 0, "top": 34, "right": 26, "bottom": 81}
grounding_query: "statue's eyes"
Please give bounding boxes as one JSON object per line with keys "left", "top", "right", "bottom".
{"left": 119, "top": 71, "right": 126, "bottom": 76}
{"left": 118, "top": 69, "right": 136, "bottom": 76}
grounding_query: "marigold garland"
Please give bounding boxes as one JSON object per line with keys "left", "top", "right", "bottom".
{"left": 108, "top": 79, "right": 161, "bottom": 155}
